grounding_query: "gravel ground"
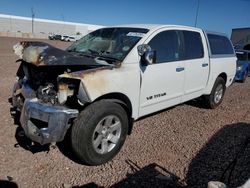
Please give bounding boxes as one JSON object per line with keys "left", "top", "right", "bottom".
{"left": 0, "top": 37, "right": 250, "bottom": 188}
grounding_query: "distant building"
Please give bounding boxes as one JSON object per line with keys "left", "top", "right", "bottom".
{"left": 231, "top": 28, "right": 250, "bottom": 50}
{"left": 0, "top": 14, "right": 104, "bottom": 38}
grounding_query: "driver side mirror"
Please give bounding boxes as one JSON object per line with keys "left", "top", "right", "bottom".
{"left": 137, "top": 44, "right": 156, "bottom": 66}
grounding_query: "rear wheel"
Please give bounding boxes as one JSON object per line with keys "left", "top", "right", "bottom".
{"left": 71, "top": 100, "right": 128, "bottom": 165}
{"left": 204, "top": 77, "right": 226, "bottom": 109}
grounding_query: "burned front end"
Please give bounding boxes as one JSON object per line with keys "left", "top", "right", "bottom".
{"left": 12, "top": 41, "right": 110, "bottom": 145}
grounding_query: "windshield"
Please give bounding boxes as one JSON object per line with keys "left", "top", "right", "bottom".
{"left": 67, "top": 27, "right": 149, "bottom": 61}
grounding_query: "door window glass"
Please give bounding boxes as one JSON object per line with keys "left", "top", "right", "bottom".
{"left": 183, "top": 31, "right": 204, "bottom": 59}
{"left": 148, "top": 30, "right": 181, "bottom": 63}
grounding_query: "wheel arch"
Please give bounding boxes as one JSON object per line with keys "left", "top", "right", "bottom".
{"left": 203, "top": 72, "right": 228, "bottom": 95}
{"left": 93, "top": 92, "right": 134, "bottom": 135}
{"left": 218, "top": 72, "right": 227, "bottom": 84}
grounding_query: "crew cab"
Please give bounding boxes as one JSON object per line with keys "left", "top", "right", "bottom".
{"left": 12, "top": 24, "right": 236, "bottom": 165}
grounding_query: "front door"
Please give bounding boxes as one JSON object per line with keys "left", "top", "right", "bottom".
{"left": 139, "top": 29, "right": 185, "bottom": 117}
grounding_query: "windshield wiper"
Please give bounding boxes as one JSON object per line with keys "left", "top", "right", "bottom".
{"left": 69, "top": 48, "right": 120, "bottom": 62}
{"left": 87, "top": 49, "right": 120, "bottom": 62}
{"left": 68, "top": 49, "right": 95, "bottom": 58}
{"left": 67, "top": 49, "right": 76, "bottom": 52}
{"left": 96, "top": 55, "right": 120, "bottom": 62}
{"left": 87, "top": 49, "right": 99, "bottom": 55}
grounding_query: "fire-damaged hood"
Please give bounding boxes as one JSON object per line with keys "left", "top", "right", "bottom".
{"left": 13, "top": 41, "right": 109, "bottom": 67}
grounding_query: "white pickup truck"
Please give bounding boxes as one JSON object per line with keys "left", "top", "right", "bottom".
{"left": 12, "top": 24, "right": 236, "bottom": 165}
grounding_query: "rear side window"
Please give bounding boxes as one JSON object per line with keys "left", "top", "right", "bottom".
{"left": 183, "top": 31, "right": 204, "bottom": 60}
{"left": 207, "top": 34, "right": 234, "bottom": 55}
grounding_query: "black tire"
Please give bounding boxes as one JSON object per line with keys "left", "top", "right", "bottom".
{"left": 71, "top": 100, "right": 128, "bottom": 166}
{"left": 204, "top": 77, "right": 226, "bottom": 109}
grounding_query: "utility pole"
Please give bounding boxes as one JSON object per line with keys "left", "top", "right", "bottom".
{"left": 31, "top": 7, "right": 35, "bottom": 34}
{"left": 61, "top": 13, "right": 65, "bottom": 35}
{"left": 195, "top": 0, "right": 200, "bottom": 27}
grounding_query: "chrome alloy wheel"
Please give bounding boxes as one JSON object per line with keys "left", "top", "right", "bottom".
{"left": 214, "top": 84, "right": 224, "bottom": 104}
{"left": 92, "top": 115, "right": 122, "bottom": 154}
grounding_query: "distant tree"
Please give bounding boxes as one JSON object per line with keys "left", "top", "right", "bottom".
{"left": 76, "top": 32, "right": 81, "bottom": 35}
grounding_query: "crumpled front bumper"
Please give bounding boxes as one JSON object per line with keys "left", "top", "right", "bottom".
{"left": 20, "top": 98, "right": 78, "bottom": 145}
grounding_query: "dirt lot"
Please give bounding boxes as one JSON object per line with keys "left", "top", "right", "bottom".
{"left": 0, "top": 37, "right": 250, "bottom": 188}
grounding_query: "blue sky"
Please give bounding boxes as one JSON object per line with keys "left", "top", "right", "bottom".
{"left": 0, "top": 0, "right": 249, "bottom": 36}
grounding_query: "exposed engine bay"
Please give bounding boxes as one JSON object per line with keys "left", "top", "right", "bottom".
{"left": 12, "top": 41, "right": 117, "bottom": 145}
{"left": 16, "top": 62, "right": 92, "bottom": 106}
{"left": 13, "top": 41, "right": 114, "bottom": 108}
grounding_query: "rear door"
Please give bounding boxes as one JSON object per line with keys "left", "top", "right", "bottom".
{"left": 181, "top": 30, "right": 210, "bottom": 102}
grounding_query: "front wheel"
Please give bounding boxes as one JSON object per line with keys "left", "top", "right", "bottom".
{"left": 204, "top": 77, "right": 226, "bottom": 109}
{"left": 71, "top": 100, "right": 128, "bottom": 166}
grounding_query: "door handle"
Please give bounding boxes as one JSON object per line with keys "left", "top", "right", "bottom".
{"left": 202, "top": 63, "right": 208, "bottom": 67}
{"left": 176, "top": 67, "right": 185, "bottom": 72}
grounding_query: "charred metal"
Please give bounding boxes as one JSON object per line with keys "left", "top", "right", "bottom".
{"left": 12, "top": 41, "right": 120, "bottom": 145}
{"left": 13, "top": 41, "right": 104, "bottom": 66}
{"left": 13, "top": 41, "right": 117, "bottom": 105}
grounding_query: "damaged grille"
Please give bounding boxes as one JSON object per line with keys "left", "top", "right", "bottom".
{"left": 37, "top": 83, "right": 57, "bottom": 104}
